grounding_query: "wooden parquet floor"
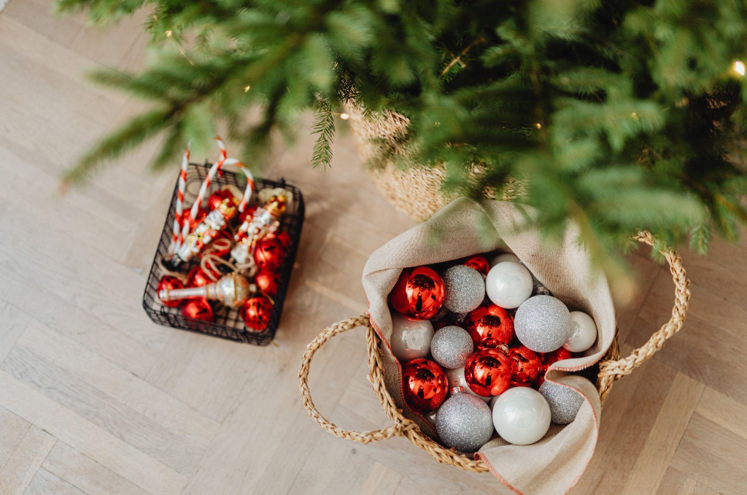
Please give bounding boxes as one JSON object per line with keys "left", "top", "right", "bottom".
{"left": 0, "top": 2, "right": 746, "bottom": 493}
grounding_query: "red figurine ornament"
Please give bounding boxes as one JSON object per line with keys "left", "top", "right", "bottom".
{"left": 389, "top": 267, "right": 445, "bottom": 320}
{"left": 401, "top": 359, "right": 448, "bottom": 413}
{"left": 464, "top": 305, "right": 514, "bottom": 349}
{"left": 464, "top": 348, "right": 512, "bottom": 397}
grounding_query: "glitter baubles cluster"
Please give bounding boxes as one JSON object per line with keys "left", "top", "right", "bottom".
{"left": 386, "top": 250, "right": 601, "bottom": 452}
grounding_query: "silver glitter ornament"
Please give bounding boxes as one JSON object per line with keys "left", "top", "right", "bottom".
{"left": 430, "top": 325, "right": 474, "bottom": 369}
{"left": 442, "top": 265, "right": 485, "bottom": 314}
{"left": 436, "top": 392, "right": 494, "bottom": 452}
{"left": 514, "top": 295, "right": 572, "bottom": 353}
{"left": 539, "top": 380, "right": 585, "bottom": 424}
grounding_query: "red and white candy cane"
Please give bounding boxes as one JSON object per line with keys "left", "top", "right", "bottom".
{"left": 223, "top": 158, "right": 255, "bottom": 212}
{"left": 188, "top": 136, "right": 230, "bottom": 222}
{"left": 169, "top": 146, "right": 190, "bottom": 253}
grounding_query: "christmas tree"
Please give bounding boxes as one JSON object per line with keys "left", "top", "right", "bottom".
{"left": 58, "top": 0, "right": 747, "bottom": 275}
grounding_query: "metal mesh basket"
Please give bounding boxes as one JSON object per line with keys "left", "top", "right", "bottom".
{"left": 142, "top": 162, "right": 305, "bottom": 346}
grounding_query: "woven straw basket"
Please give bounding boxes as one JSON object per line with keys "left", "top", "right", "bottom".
{"left": 299, "top": 108, "right": 691, "bottom": 473}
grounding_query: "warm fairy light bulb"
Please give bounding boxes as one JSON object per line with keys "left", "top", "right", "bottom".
{"left": 244, "top": 85, "right": 251, "bottom": 92}
{"left": 734, "top": 61, "right": 746, "bottom": 76}
{"left": 166, "top": 30, "right": 173, "bottom": 37}
{"left": 535, "top": 123, "right": 542, "bottom": 129}
{"left": 340, "top": 113, "right": 350, "bottom": 120}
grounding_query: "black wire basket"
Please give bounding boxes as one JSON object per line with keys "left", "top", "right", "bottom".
{"left": 142, "top": 162, "right": 305, "bottom": 345}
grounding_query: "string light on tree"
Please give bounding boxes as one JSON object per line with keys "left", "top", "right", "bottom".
{"left": 734, "top": 60, "right": 746, "bottom": 76}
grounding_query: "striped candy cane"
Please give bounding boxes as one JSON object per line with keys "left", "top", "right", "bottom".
{"left": 169, "top": 146, "right": 190, "bottom": 253}
{"left": 189, "top": 136, "right": 229, "bottom": 222}
{"left": 224, "top": 158, "right": 254, "bottom": 212}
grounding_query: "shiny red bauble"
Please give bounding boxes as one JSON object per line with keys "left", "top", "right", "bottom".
{"left": 265, "top": 230, "right": 291, "bottom": 248}
{"left": 157, "top": 276, "right": 184, "bottom": 307}
{"left": 181, "top": 298, "right": 214, "bottom": 322}
{"left": 254, "top": 237, "right": 286, "bottom": 272}
{"left": 541, "top": 348, "right": 573, "bottom": 368}
{"left": 464, "top": 348, "right": 512, "bottom": 397}
{"left": 464, "top": 305, "right": 514, "bottom": 348}
{"left": 255, "top": 270, "right": 281, "bottom": 297}
{"left": 187, "top": 265, "right": 221, "bottom": 288}
{"left": 464, "top": 255, "right": 490, "bottom": 276}
{"left": 533, "top": 348, "right": 574, "bottom": 388}
{"left": 241, "top": 296, "right": 273, "bottom": 331}
{"left": 389, "top": 267, "right": 445, "bottom": 320}
{"left": 401, "top": 359, "right": 448, "bottom": 413}
{"left": 508, "top": 345, "right": 542, "bottom": 386}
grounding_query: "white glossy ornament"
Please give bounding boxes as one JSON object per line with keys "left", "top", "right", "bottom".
{"left": 485, "top": 261, "right": 533, "bottom": 309}
{"left": 489, "top": 253, "right": 520, "bottom": 267}
{"left": 563, "top": 311, "right": 597, "bottom": 353}
{"left": 445, "top": 366, "right": 490, "bottom": 403}
{"left": 390, "top": 312, "right": 434, "bottom": 361}
{"left": 492, "top": 387, "right": 551, "bottom": 445}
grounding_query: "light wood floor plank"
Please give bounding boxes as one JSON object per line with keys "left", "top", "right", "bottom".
{"left": 0, "top": 425, "right": 56, "bottom": 495}
{"left": 18, "top": 319, "right": 220, "bottom": 449}
{"left": 24, "top": 468, "right": 87, "bottom": 495}
{"left": 1, "top": 345, "right": 205, "bottom": 475}
{"left": 43, "top": 442, "right": 151, "bottom": 495}
{"left": 0, "top": 371, "right": 188, "bottom": 495}
{"left": 0, "top": 299, "right": 31, "bottom": 362}
{"left": 0, "top": 406, "right": 32, "bottom": 472}
{"left": 621, "top": 373, "right": 704, "bottom": 495}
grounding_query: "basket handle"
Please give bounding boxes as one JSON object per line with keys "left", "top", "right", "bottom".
{"left": 597, "top": 230, "right": 690, "bottom": 400}
{"left": 298, "top": 314, "right": 418, "bottom": 444}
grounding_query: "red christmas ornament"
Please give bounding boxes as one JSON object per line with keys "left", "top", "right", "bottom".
{"left": 187, "top": 265, "right": 221, "bottom": 288}
{"left": 255, "top": 270, "right": 281, "bottom": 297}
{"left": 508, "top": 345, "right": 542, "bottom": 386}
{"left": 181, "top": 298, "right": 214, "bottom": 322}
{"left": 389, "top": 267, "right": 445, "bottom": 320}
{"left": 464, "top": 255, "right": 490, "bottom": 276}
{"left": 401, "top": 359, "right": 448, "bottom": 413}
{"left": 241, "top": 296, "right": 273, "bottom": 331}
{"left": 541, "top": 348, "right": 573, "bottom": 368}
{"left": 266, "top": 230, "right": 292, "bottom": 248}
{"left": 157, "top": 276, "right": 184, "bottom": 307}
{"left": 533, "top": 348, "right": 573, "bottom": 388}
{"left": 464, "top": 348, "right": 512, "bottom": 397}
{"left": 464, "top": 305, "right": 514, "bottom": 348}
{"left": 254, "top": 237, "right": 286, "bottom": 272}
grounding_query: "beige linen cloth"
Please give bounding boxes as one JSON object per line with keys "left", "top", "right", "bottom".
{"left": 362, "top": 198, "right": 615, "bottom": 495}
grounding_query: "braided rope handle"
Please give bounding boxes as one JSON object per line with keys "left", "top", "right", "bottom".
{"left": 299, "top": 230, "right": 689, "bottom": 470}
{"left": 298, "top": 314, "right": 489, "bottom": 471}
{"left": 298, "top": 315, "right": 418, "bottom": 443}
{"left": 596, "top": 231, "right": 690, "bottom": 400}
